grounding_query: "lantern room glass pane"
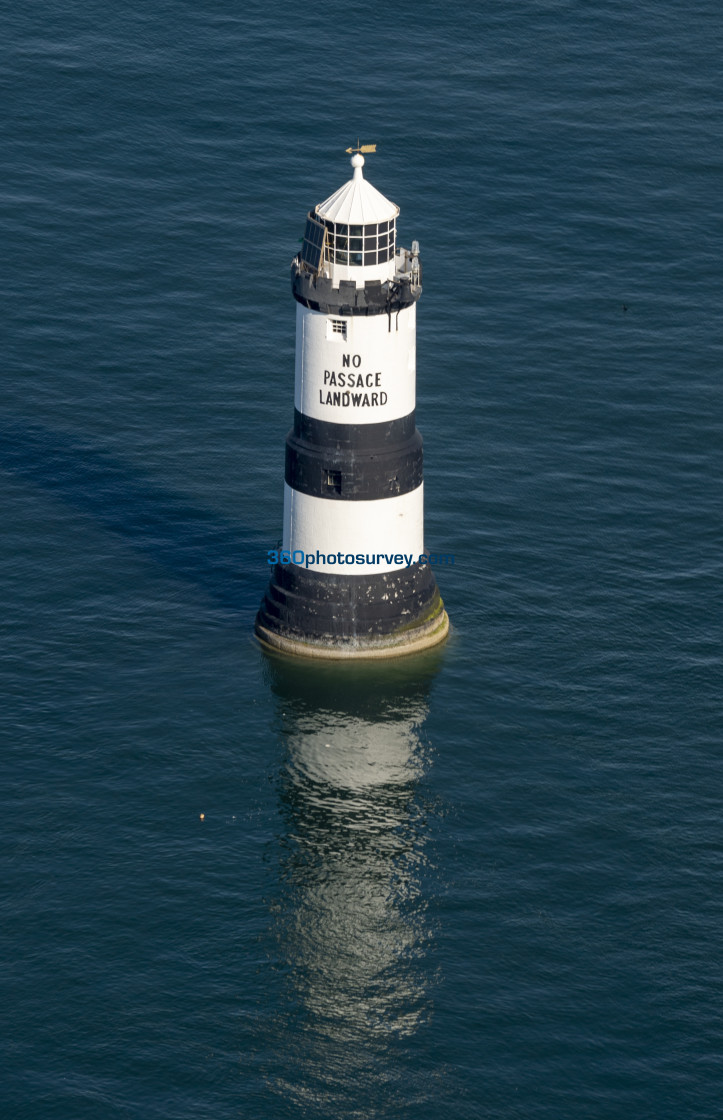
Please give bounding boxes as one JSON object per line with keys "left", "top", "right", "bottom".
{"left": 312, "top": 215, "right": 399, "bottom": 267}
{"left": 301, "top": 213, "right": 326, "bottom": 271}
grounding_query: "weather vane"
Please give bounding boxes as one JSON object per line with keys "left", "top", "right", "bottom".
{"left": 345, "top": 140, "right": 377, "bottom": 155}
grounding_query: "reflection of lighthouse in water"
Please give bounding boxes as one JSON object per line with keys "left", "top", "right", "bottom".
{"left": 265, "top": 657, "right": 441, "bottom": 1112}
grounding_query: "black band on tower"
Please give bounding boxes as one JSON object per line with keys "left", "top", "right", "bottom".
{"left": 285, "top": 428, "right": 423, "bottom": 501}
{"left": 257, "top": 561, "right": 442, "bottom": 643}
{"left": 291, "top": 261, "right": 421, "bottom": 317}
{"left": 293, "top": 409, "right": 417, "bottom": 452}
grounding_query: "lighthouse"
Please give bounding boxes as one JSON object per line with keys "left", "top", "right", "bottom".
{"left": 255, "top": 150, "right": 449, "bottom": 659}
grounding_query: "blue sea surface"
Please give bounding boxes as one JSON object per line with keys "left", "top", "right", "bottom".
{"left": 3, "top": 2, "right": 722, "bottom": 1117}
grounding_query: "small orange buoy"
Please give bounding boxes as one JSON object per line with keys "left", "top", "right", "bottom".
{"left": 200, "top": 813, "right": 205, "bottom": 821}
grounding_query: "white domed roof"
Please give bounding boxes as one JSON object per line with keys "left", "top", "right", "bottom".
{"left": 316, "top": 155, "right": 399, "bottom": 226}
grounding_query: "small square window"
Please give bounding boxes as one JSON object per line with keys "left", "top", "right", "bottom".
{"left": 327, "top": 318, "right": 347, "bottom": 340}
{"left": 325, "top": 469, "right": 342, "bottom": 493}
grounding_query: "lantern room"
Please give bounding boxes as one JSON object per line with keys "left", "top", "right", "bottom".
{"left": 300, "top": 153, "right": 400, "bottom": 285}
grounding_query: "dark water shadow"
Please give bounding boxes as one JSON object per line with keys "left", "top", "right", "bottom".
{"left": 0, "top": 416, "right": 264, "bottom": 618}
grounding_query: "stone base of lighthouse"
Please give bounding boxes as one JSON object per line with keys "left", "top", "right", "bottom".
{"left": 255, "top": 561, "right": 449, "bottom": 660}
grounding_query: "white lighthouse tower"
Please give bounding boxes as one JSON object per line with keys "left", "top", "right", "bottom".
{"left": 256, "top": 150, "right": 449, "bottom": 658}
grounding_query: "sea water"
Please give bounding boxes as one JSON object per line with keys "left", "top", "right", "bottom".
{"left": 3, "top": 2, "right": 723, "bottom": 1116}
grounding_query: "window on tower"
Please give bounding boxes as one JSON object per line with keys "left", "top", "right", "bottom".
{"left": 327, "top": 318, "right": 347, "bottom": 340}
{"left": 322, "top": 217, "right": 396, "bottom": 266}
{"left": 325, "top": 469, "right": 342, "bottom": 494}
